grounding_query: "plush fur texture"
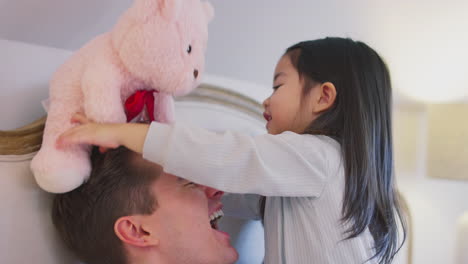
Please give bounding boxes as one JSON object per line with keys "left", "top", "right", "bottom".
{"left": 31, "top": 0, "right": 214, "bottom": 193}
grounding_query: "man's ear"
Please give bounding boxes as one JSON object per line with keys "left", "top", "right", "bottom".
{"left": 313, "top": 82, "right": 337, "bottom": 113}
{"left": 114, "top": 216, "right": 159, "bottom": 247}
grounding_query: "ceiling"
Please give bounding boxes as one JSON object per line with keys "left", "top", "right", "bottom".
{"left": 1, "top": 0, "right": 467, "bottom": 102}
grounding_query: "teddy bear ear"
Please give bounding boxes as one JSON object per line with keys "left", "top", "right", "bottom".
{"left": 132, "top": 0, "right": 182, "bottom": 22}
{"left": 202, "top": 1, "right": 215, "bottom": 23}
{"left": 157, "top": 0, "right": 183, "bottom": 21}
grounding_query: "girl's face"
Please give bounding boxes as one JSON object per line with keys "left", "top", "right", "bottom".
{"left": 263, "top": 54, "right": 321, "bottom": 135}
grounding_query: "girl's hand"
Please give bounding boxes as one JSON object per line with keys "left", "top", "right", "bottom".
{"left": 56, "top": 113, "right": 149, "bottom": 154}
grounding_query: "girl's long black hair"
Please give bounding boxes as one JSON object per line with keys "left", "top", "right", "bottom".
{"left": 260, "top": 37, "right": 407, "bottom": 264}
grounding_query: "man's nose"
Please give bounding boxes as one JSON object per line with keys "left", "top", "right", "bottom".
{"left": 203, "top": 186, "right": 224, "bottom": 199}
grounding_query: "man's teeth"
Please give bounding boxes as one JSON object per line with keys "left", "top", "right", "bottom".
{"left": 209, "top": 209, "right": 224, "bottom": 222}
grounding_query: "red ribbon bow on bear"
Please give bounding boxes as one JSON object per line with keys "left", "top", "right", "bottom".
{"left": 124, "top": 90, "right": 158, "bottom": 122}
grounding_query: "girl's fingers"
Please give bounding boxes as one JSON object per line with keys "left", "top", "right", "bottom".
{"left": 56, "top": 127, "right": 81, "bottom": 148}
{"left": 57, "top": 113, "right": 94, "bottom": 148}
{"left": 56, "top": 124, "right": 93, "bottom": 148}
{"left": 56, "top": 123, "right": 119, "bottom": 150}
{"left": 57, "top": 112, "right": 124, "bottom": 150}
{"left": 71, "top": 113, "right": 90, "bottom": 125}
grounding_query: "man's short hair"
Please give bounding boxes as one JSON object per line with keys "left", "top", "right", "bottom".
{"left": 52, "top": 147, "right": 162, "bottom": 264}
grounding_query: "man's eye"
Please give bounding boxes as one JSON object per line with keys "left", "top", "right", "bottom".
{"left": 187, "top": 45, "right": 192, "bottom": 54}
{"left": 273, "top": 85, "right": 281, "bottom": 90}
{"left": 185, "top": 182, "right": 196, "bottom": 187}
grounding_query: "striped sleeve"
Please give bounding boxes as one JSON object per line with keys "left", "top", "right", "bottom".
{"left": 142, "top": 122, "right": 332, "bottom": 197}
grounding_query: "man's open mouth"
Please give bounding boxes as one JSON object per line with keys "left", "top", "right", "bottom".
{"left": 209, "top": 209, "right": 224, "bottom": 230}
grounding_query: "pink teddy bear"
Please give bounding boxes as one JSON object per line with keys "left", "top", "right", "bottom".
{"left": 31, "top": 0, "right": 214, "bottom": 193}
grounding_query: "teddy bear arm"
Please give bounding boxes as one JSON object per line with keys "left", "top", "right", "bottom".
{"left": 81, "top": 66, "right": 127, "bottom": 124}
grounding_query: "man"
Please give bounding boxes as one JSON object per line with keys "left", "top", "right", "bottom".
{"left": 52, "top": 147, "right": 238, "bottom": 264}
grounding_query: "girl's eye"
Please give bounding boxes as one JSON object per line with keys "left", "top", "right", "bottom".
{"left": 273, "top": 85, "right": 281, "bottom": 91}
{"left": 187, "top": 45, "right": 192, "bottom": 54}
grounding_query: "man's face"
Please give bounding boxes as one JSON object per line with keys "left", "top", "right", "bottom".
{"left": 144, "top": 172, "right": 238, "bottom": 264}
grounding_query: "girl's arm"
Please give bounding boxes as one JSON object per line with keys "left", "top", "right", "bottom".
{"left": 57, "top": 113, "right": 148, "bottom": 154}
{"left": 58, "top": 114, "right": 339, "bottom": 197}
{"left": 143, "top": 122, "right": 337, "bottom": 197}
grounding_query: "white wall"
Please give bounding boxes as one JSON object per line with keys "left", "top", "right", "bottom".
{"left": 2, "top": 0, "right": 467, "bottom": 102}
{"left": 0, "top": 39, "right": 71, "bottom": 130}
{"left": 0, "top": 0, "right": 132, "bottom": 49}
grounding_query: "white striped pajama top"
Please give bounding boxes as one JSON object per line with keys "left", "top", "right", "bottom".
{"left": 142, "top": 122, "right": 377, "bottom": 264}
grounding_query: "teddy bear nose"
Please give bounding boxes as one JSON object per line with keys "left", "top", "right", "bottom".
{"left": 193, "top": 69, "right": 199, "bottom": 79}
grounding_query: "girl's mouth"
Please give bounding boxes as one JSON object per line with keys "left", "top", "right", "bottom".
{"left": 263, "top": 112, "right": 272, "bottom": 121}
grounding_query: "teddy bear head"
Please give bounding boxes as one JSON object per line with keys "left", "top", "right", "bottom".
{"left": 111, "top": 0, "right": 214, "bottom": 96}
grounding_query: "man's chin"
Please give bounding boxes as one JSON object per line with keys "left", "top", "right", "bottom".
{"left": 224, "top": 246, "right": 239, "bottom": 264}
{"left": 212, "top": 229, "right": 238, "bottom": 263}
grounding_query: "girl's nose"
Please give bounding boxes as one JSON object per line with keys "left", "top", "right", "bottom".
{"left": 203, "top": 186, "right": 224, "bottom": 199}
{"left": 263, "top": 97, "right": 270, "bottom": 109}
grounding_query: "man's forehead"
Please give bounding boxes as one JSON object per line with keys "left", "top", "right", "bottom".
{"left": 160, "top": 172, "right": 186, "bottom": 183}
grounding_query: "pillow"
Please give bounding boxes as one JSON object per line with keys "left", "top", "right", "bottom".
{"left": 0, "top": 152, "right": 78, "bottom": 263}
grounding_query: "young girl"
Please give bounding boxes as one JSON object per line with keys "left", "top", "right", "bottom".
{"left": 58, "top": 37, "right": 406, "bottom": 264}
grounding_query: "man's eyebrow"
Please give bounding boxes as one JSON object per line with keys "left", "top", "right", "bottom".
{"left": 176, "top": 177, "right": 189, "bottom": 183}
{"left": 176, "top": 177, "right": 184, "bottom": 182}
{"left": 274, "top": 72, "right": 285, "bottom": 81}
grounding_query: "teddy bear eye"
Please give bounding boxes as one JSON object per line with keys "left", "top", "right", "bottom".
{"left": 187, "top": 45, "right": 192, "bottom": 54}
